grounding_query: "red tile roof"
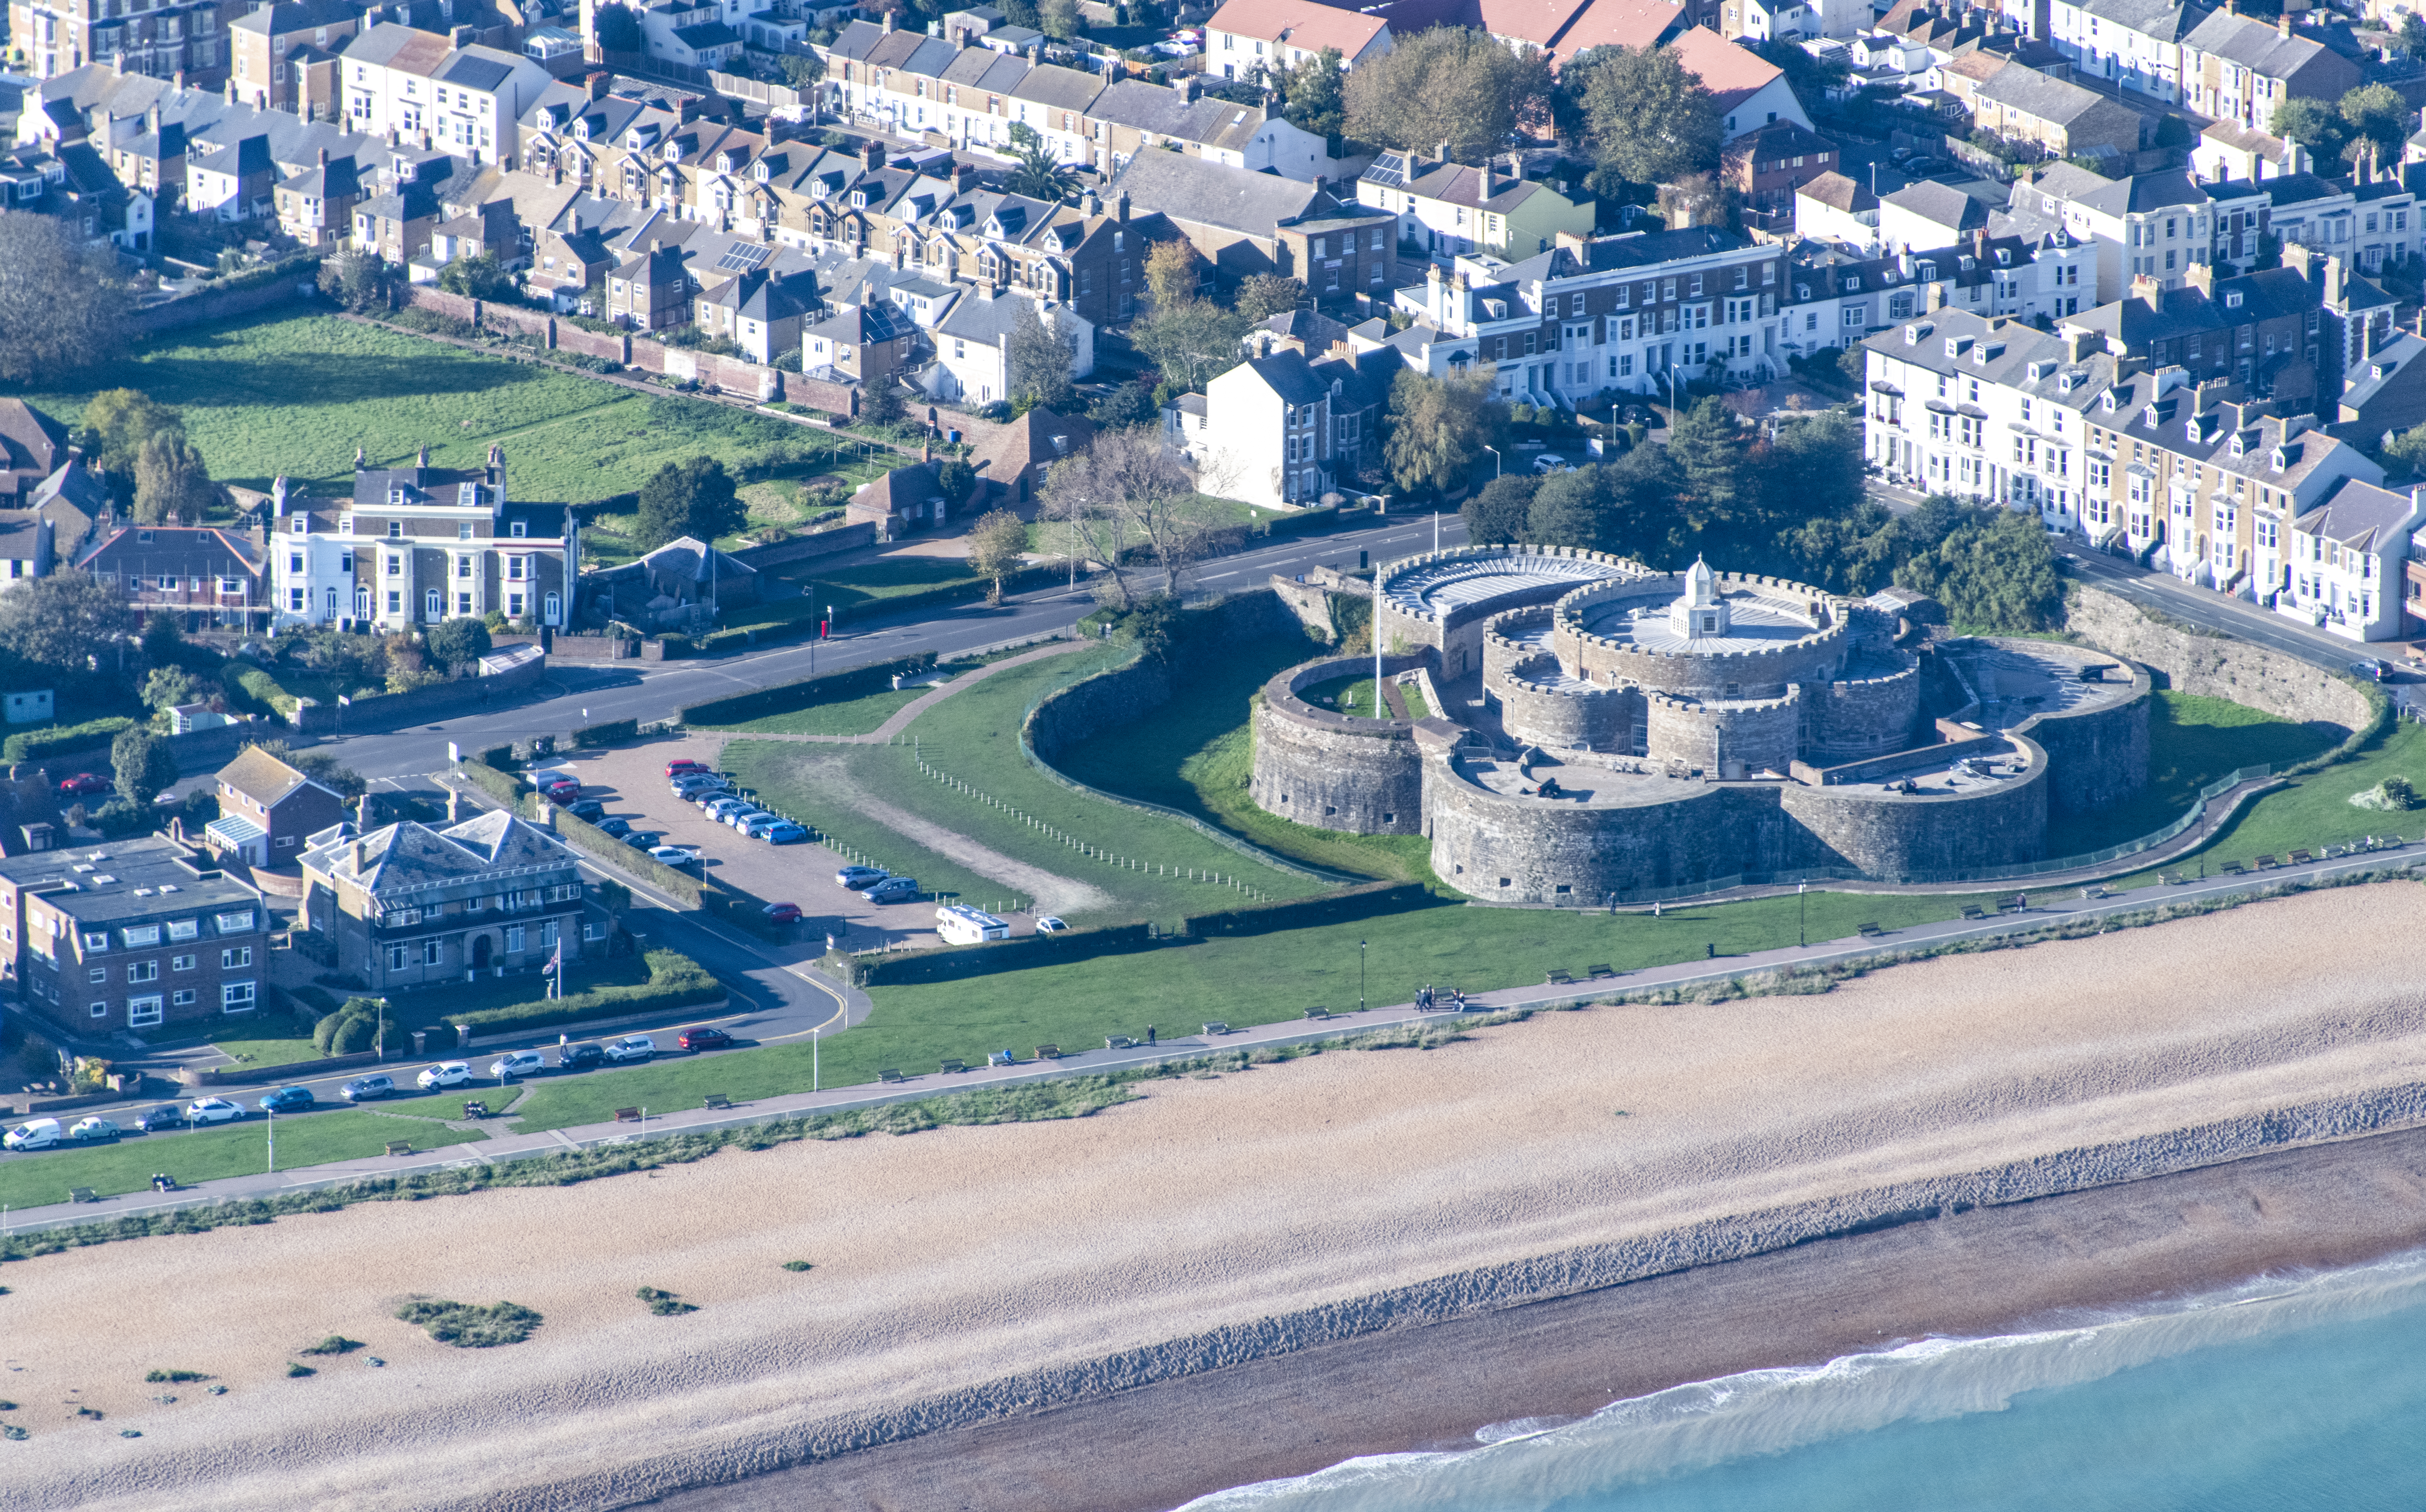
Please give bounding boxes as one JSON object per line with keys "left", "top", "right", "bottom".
{"left": 1205, "top": 0, "right": 1390, "bottom": 54}
{"left": 1670, "top": 25, "right": 1784, "bottom": 110}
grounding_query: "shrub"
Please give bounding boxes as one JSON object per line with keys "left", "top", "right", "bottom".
{"left": 570, "top": 717, "right": 639, "bottom": 748}
{"left": 636, "top": 1285, "right": 697, "bottom": 1315}
{"left": 143, "top": 1369, "right": 209, "bottom": 1383}
{"left": 2, "top": 716, "right": 135, "bottom": 764}
{"left": 299, "top": 1336, "right": 363, "bottom": 1355}
{"left": 780, "top": 1260, "right": 814, "bottom": 1272}
{"left": 394, "top": 1298, "right": 543, "bottom": 1347}
{"left": 286, "top": 1362, "right": 316, "bottom": 1378}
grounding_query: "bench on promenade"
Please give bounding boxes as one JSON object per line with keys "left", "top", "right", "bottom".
{"left": 1997, "top": 894, "right": 2028, "bottom": 912}
{"left": 703, "top": 1093, "right": 732, "bottom": 1111}
{"left": 940, "top": 1059, "right": 969, "bottom": 1074}
{"left": 612, "top": 1108, "right": 642, "bottom": 1123}
{"left": 1202, "top": 1022, "right": 1231, "bottom": 1036}
{"left": 2290, "top": 848, "right": 2314, "bottom": 864}
{"left": 1304, "top": 1006, "right": 1331, "bottom": 1021}
{"left": 1856, "top": 922, "right": 1883, "bottom": 939}
{"left": 1106, "top": 1035, "right": 1137, "bottom": 1050}
{"left": 2255, "top": 855, "right": 2279, "bottom": 870}
{"left": 2160, "top": 871, "right": 2186, "bottom": 886}
{"left": 1587, "top": 964, "right": 1617, "bottom": 980}
{"left": 1035, "top": 1045, "right": 1061, "bottom": 1060}
{"left": 2080, "top": 885, "right": 2111, "bottom": 901}
{"left": 877, "top": 1069, "right": 905, "bottom": 1084}
{"left": 2221, "top": 861, "right": 2246, "bottom": 875}
{"left": 1960, "top": 905, "right": 1986, "bottom": 920}
{"left": 69, "top": 1186, "right": 96, "bottom": 1204}
{"left": 1546, "top": 968, "right": 1575, "bottom": 985}
{"left": 384, "top": 1141, "right": 413, "bottom": 1157}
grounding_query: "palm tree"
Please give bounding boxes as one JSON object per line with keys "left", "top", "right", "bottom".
{"left": 1004, "top": 123, "right": 1078, "bottom": 203}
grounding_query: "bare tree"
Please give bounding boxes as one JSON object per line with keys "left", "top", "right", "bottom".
{"left": 1039, "top": 428, "right": 1209, "bottom": 605}
{"left": 0, "top": 217, "right": 130, "bottom": 382}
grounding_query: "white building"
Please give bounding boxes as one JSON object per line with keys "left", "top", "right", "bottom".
{"left": 341, "top": 18, "right": 554, "bottom": 168}
{"left": 911, "top": 285, "right": 1093, "bottom": 408}
{"left": 1203, "top": 0, "right": 1392, "bottom": 81}
{"left": 2048, "top": 0, "right": 2204, "bottom": 104}
{"left": 2282, "top": 480, "right": 2424, "bottom": 642}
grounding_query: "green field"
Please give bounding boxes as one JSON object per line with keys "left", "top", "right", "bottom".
{"left": 2134, "top": 713, "right": 2426, "bottom": 873}
{"left": 2042, "top": 692, "right": 2340, "bottom": 857}
{"left": 0, "top": 1111, "right": 487, "bottom": 1209}
{"left": 708, "top": 686, "right": 926, "bottom": 737}
{"left": 21, "top": 314, "right": 870, "bottom": 506}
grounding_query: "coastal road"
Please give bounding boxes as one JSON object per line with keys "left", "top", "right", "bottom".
{"left": 305, "top": 510, "right": 1470, "bottom": 784}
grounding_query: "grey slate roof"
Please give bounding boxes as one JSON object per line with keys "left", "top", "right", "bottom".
{"left": 1107, "top": 150, "right": 1330, "bottom": 236}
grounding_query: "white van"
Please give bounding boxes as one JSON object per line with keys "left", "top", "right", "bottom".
{"left": 3, "top": 1118, "right": 63, "bottom": 1151}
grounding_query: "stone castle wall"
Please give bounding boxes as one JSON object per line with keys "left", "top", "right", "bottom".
{"left": 1554, "top": 573, "right": 1854, "bottom": 699}
{"left": 1249, "top": 655, "right": 1429, "bottom": 836}
{"left": 1423, "top": 761, "right": 1788, "bottom": 901}
{"left": 1799, "top": 662, "right": 1925, "bottom": 766}
{"left": 1778, "top": 736, "right": 2050, "bottom": 879}
{"left": 1986, "top": 637, "right": 2154, "bottom": 815}
{"left": 1374, "top": 545, "right": 1651, "bottom": 680}
{"left": 2064, "top": 583, "right": 2374, "bottom": 736}
{"left": 1643, "top": 690, "right": 1803, "bottom": 777}
{"left": 1499, "top": 676, "right": 1638, "bottom": 752}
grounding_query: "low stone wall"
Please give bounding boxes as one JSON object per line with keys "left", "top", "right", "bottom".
{"left": 545, "top": 635, "right": 640, "bottom": 663}
{"left": 1779, "top": 734, "right": 2050, "bottom": 879}
{"left": 2066, "top": 583, "right": 2373, "bottom": 735}
{"left": 1249, "top": 654, "right": 1428, "bottom": 835}
{"left": 734, "top": 522, "right": 880, "bottom": 569}
{"left": 1025, "top": 591, "right": 1301, "bottom": 761}
{"left": 137, "top": 269, "right": 321, "bottom": 333}
{"left": 290, "top": 651, "right": 546, "bottom": 735}
{"left": 555, "top": 323, "right": 630, "bottom": 364}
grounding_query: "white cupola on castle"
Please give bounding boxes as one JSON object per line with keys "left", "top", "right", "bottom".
{"left": 1668, "top": 556, "right": 1729, "bottom": 639}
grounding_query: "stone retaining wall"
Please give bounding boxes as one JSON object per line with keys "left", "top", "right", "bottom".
{"left": 1779, "top": 733, "right": 2050, "bottom": 878}
{"left": 1555, "top": 571, "right": 1853, "bottom": 700}
{"left": 1644, "top": 688, "right": 1802, "bottom": 777}
{"left": 2065, "top": 583, "right": 2373, "bottom": 735}
{"left": 1984, "top": 636, "right": 2154, "bottom": 815}
{"left": 1249, "top": 654, "right": 1428, "bottom": 835}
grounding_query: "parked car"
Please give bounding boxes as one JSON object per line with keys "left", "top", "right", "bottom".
{"left": 603, "top": 1035, "right": 655, "bottom": 1064}
{"left": 566, "top": 799, "right": 607, "bottom": 822}
{"left": 257, "top": 1085, "right": 315, "bottom": 1114}
{"left": 1036, "top": 916, "right": 1069, "bottom": 933}
{"left": 4, "top": 1118, "right": 63, "bottom": 1150}
{"left": 621, "top": 830, "right": 661, "bottom": 849}
{"left": 680, "top": 1026, "right": 734, "bottom": 1052}
{"left": 665, "top": 759, "right": 709, "bottom": 779}
{"left": 762, "top": 901, "right": 802, "bottom": 925}
{"left": 488, "top": 1051, "right": 547, "bottom": 1079}
{"left": 69, "top": 1116, "right": 121, "bottom": 1141}
{"left": 1531, "top": 453, "right": 1571, "bottom": 474}
{"left": 736, "top": 812, "right": 780, "bottom": 836}
{"left": 703, "top": 797, "right": 751, "bottom": 821}
{"left": 338, "top": 1074, "right": 397, "bottom": 1102}
{"left": 837, "top": 865, "right": 888, "bottom": 889}
{"left": 672, "top": 774, "right": 728, "bottom": 795}
{"left": 861, "top": 876, "right": 919, "bottom": 903}
{"left": 186, "top": 1097, "right": 247, "bottom": 1124}
{"left": 597, "top": 816, "right": 632, "bottom": 838}
{"left": 650, "top": 845, "right": 701, "bottom": 868}
{"left": 725, "top": 807, "right": 772, "bottom": 830}
{"left": 57, "top": 772, "right": 110, "bottom": 797}
{"left": 416, "top": 1061, "right": 473, "bottom": 1090}
{"left": 558, "top": 1042, "right": 606, "bottom": 1070}
{"left": 534, "top": 772, "right": 581, "bottom": 796}
{"left": 136, "top": 1104, "right": 186, "bottom": 1132}
{"left": 765, "top": 822, "right": 809, "bottom": 845}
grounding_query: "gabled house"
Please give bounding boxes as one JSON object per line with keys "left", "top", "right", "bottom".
{"left": 920, "top": 288, "right": 1091, "bottom": 408}
{"left": 1204, "top": 0, "right": 1392, "bottom": 78}
{"left": 274, "top": 149, "right": 364, "bottom": 246}
{"left": 1196, "top": 346, "right": 1392, "bottom": 509}
{"left": 802, "top": 298, "right": 917, "bottom": 388}
{"left": 1358, "top": 150, "right": 1596, "bottom": 264}
{"left": 606, "top": 241, "right": 692, "bottom": 329}
{"left": 2283, "top": 479, "right": 2424, "bottom": 642}
{"left": 205, "top": 745, "right": 348, "bottom": 869}
{"left": 578, "top": 535, "right": 758, "bottom": 630}
{"left": 847, "top": 456, "right": 986, "bottom": 539}
{"left": 694, "top": 267, "right": 820, "bottom": 364}
{"left": 1720, "top": 120, "right": 1844, "bottom": 214}
{"left": 0, "top": 399, "right": 72, "bottom": 508}
{"left": 77, "top": 523, "right": 273, "bottom": 633}
{"left": 972, "top": 406, "right": 1095, "bottom": 510}
{"left": 1671, "top": 26, "right": 1813, "bottom": 139}
{"left": 2180, "top": 10, "right": 2363, "bottom": 130}
{"left": 186, "top": 133, "right": 276, "bottom": 221}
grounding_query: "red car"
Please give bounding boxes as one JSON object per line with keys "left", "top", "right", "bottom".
{"left": 665, "top": 759, "right": 708, "bottom": 779}
{"left": 679, "top": 1026, "right": 735, "bottom": 1052}
{"left": 761, "top": 901, "right": 802, "bottom": 925}
{"left": 58, "top": 773, "right": 110, "bottom": 797}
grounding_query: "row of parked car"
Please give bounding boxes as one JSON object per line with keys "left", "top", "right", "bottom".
{"left": 661, "top": 760, "right": 810, "bottom": 845}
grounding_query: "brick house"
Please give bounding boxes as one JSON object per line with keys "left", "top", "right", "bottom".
{"left": 76, "top": 522, "right": 273, "bottom": 633}
{"left": 0, "top": 836, "right": 267, "bottom": 1035}
{"left": 204, "top": 746, "right": 348, "bottom": 869}
{"left": 228, "top": 0, "right": 369, "bottom": 113}
{"left": 1721, "top": 121, "right": 1844, "bottom": 215}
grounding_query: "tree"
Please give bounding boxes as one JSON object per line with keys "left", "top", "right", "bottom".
{"left": 1039, "top": 0, "right": 1080, "bottom": 38}
{"left": 1461, "top": 473, "right": 1536, "bottom": 543}
{"left": 1383, "top": 365, "right": 1504, "bottom": 495}
{"left": 0, "top": 216, "right": 130, "bottom": 383}
{"left": 966, "top": 508, "right": 1031, "bottom": 602}
{"left": 1007, "top": 302, "right": 1079, "bottom": 411}
{"left": 861, "top": 377, "right": 908, "bottom": 425}
{"left": 590, "top": 1, "right": 642, "bottom": 50}
{"left": 780, "top": 51, "right": 825, "bottom": 92}
{"left": 1665, "top": 397, "right": 1748, "bottom": 527}
{"left": 139, "top": 609, "right": 183, "bottom": 667}
{"left": 1656, "top": 171, "right": 1735, "bottom": 231}
{"left": 1088, "top": 376, "right": 1159, "bottom": 427}
{"left": 934, "top": 456, "right": 977, "bottom": 508}
{"left": 1526, "top": 464, "right": 1613, "bottom": 547}
{"left": 436, "top": 252, "right": 519, "bottom": 301}
{"left": 81, "top": 390, "right": 184, "bottom": 480}
{"left": 1569, "top": 43, "right": 1722, "bottom": 190}
{"left": 1235, "top": 274, "right": 1306, "bottom": 324}
{"left": 1895, "top": 506, "right": 2062, "bottom": 631}
{"left": 1279, "top": 46, "right": 1346, "bottom": 140}
{"left": 2339, "top": 83, "right": 2408, "bottom": 177}
{"left": 1039, "top": 428, "right": 1206, "bottom": 603}
{"left": 2269, "top": 96, "right": 2349, "bottom": 165}
{"left": 133, "top": 431, "right": 219, "bottom": 525}
{"left": 2402, "top": 11, "right": 2426, "bottom": 57}
{"left": 318, "top": 246, "right": 397, "bottom": 313}
{"left": 1130, "top": 297, "right": 1251, "bottom": 392}
{"left": 141, "top": 666, "right": 198, "bottom": 713}
{"left": 111, "top": 724, "right": 177, "bottom": 810}
{"left": 1143, "top": 238, "right": 1200, "bottom": 313}
{"left": 1344, "top": 26, "right": 1555, "bottom": 163}
{"left": 2383, "top": 424, "right": 2426, "bottom": 479}
{"left": 1004, "top": 122, "right": 1079, "bottom": 201}
{"left": 0, "top": 569, "right": 137, "bottom": 672}
{"left": 425, "top": 616, "right": 493, "bottom": 673}
{"left": 633, "top": 456, "right": 744, "bottom": 550}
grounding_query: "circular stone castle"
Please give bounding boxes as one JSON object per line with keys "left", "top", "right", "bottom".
{"left": 1251, "top": 545, "right": 2154, "bottom": 901}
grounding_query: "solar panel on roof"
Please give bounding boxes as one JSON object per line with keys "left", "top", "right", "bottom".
{"left": 716, "top": 243, "right": 771, "bottom": 271}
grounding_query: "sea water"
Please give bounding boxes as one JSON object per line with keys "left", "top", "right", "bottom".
{"left": 1183, "top": 1252, "right": 2426, "bottom": 1511}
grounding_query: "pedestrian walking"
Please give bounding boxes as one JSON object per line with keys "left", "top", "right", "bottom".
{"left": 1146, "top": 1025, "right": 1156, "bottom": 1046}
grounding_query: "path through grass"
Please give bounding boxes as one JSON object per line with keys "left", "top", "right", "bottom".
{"left": 0, "top": 1113, "right": 487, "bottom": 1209}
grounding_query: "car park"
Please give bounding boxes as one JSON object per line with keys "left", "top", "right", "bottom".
{"left": 650, "top": 845, "right": 701, "bottom": 869}
{"left": 703, "top": 797, "right": 750, "bottom": 821}
{"left": 339, "top": 1075, "right": 397, "bottom": 1102}
{"left": 603, "top": 1035, "right": 656, "bottom": 1064}
{"left": 862, "top": 876, "right": 919, "bottom": 903}
{"left": 762, "top": 901, "right": 802, "bottom": 925}
{"left": 837, "top": 864, "right": 888, "bottom": 888}
{"left": 534, "top": 773, "right": 581, "bottom": 797}
{"left": 488, "top": 1051, "right": 547, "bottom": 1079}
{"left": 69, "top": 1116, "right": 121, "bottom": 1141}
{"left": 136, "top": 1104, "right": 187, "bottom": 1132}
{"left": 4, "top": 1118, "right": 63, "bottom": 1150}
{"left": 672, "top": 774, "right": 727, "bottom": 794}
{"left": 765, "top": 822, "right": 809, "bottom": 844}
{"left": 739, "top": 812, "right": 783, "bottom": 837}
{"left": 416, "top": 1061, "right": 473, "bottom": 1090}
{"left": 1036, "top": 916, "right": 1069, "bottom": 933}
{"left": 57, "top": 772, "right": 111, "bottom": 797}
{"left": 566, "top": 798, "right": 607, "bottom": 822}
{"left": 597, "top": 816, "right": 632, "bottom": 837}
{"left": 679, "top": 1026, "right": 734, "bottom": 1052}
{"left": 558, "top": 1042, "right": 606, "bottom": 1070}
{"left": 186, "top": 1097, "right": 247, "bottom": 1124}
{"left": 722, "top": 806, "right": 769, "bottom": 828}
{"left": 257, "top": 1086, "right": 315, "bottom": 1114}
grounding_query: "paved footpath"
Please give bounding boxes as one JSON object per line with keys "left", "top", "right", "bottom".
{"left": 5, "top": 845, "right": 2417, "bottom": 1239}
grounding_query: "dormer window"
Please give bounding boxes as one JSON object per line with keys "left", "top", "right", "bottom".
{"left": 2270, "top": 448, "right": 2287, "bottom": 473}
{"left": 388, "top": 485, "right": 408, "bottom": 506}
{"left": 2143, "top": 405, "right": 2159, "bottom": 426}
{"left": 753, "top": 161, "right": 769, "bottom": 182}
{"left": 2101, "top": 392, "right": 2118, "bottom": 413}
{"left": 1915, "top": 260, "right": 1935, "bottom": 281}
{"left": 2226, "top": 290, "right": 2243, "bottom": 308}
{"left": 717, "top": 152, "right": 735, "bottom": 173}
{"left": 511, "top": 520, "right": 528, "bottom": 538}
{"left": 458, "top": 483, "right": 483, "bottom": 507}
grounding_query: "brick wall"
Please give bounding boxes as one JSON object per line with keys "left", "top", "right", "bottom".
{"left": 555, "top": 323, "right": 630, "bottom": 363}
{"left": 409, "top": 286, "right": 480, "bottom": 322}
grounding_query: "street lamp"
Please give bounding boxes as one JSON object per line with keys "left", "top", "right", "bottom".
{"left": 1798, "top": 882, "right": 1807, "bottom": 949}
{"left": 1359, "top": 939, "right": 1367, "bottom": 1014}
{"left": 1482, "top": 444, "right": 1501, "bottom": 479}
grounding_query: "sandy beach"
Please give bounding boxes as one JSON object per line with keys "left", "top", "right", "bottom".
{"left": 11, "top": 883, "right": 2426, "bottom": 1510}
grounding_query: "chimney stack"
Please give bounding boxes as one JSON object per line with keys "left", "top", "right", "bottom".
{"left": 1117, "top": 190, "right": 1129, "bottom": 223}
{"left": 1478, "top": 160, "right": 1492, "bottom": 198}
{"left": 588, "top": 71, "right": 610, "bottom": 101}
{"left": 447, "top": 787, "right": 464, "bottom": 824}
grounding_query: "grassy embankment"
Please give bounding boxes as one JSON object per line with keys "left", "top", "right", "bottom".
{"left": 0, "top": 1113, "right": 489, "bottom": 1209}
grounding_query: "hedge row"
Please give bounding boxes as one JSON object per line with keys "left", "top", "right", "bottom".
{"left": 857, "top": 920, "right": 1158, "bottom": 986}
{"left": 457, "top": 761, "right": 529, "bottom": 810}
{"left": 679, "top": 650, "right": 939, "bottom": 727}
{"left": 1182, "top": 881, "right": 1436, "bottom": 939}
{"left": 548, "top": 802, "right": 703, "bottom": 904}
{"left": 571, "top": 718, "right": 640, "bottom": 748}
{"left": 2, "top": 716, "right": 136, "bottom": 764}
{"left": 449, "top": 948, "right": 723, "bottom": 1035}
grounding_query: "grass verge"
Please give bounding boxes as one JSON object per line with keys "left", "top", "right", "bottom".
{"left": 0, "top": 1112, "right": 489, "bottom": 1210}
{"left": 2042, "top": 692, "right": 2338, "bottom": 857}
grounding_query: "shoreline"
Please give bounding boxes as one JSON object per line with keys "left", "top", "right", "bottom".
{"left": 646, "top": 1124, "right": 2426, "bottom": 1511}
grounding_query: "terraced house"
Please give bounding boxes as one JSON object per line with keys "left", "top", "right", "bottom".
{"left": 0, "top": 837, "right": 266, "bottom": 1036}
{"left": 299, "top": 809, "right": 592, "bottom": 993}
{"left": 78, "top": 522, "right": 272, "bottom": 632}
{"left": 2180, "top": 9, "right": 2362, "bottom": 130}
{"left": 340, "top": 16, "right": 553, "bottom": 166}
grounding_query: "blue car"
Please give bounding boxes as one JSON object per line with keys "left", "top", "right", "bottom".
{"left": 256, "top": 1086, "right": 314, "bottom": 1114}
{"left": 764, "top": 822, "right": 809, "bottom": 844}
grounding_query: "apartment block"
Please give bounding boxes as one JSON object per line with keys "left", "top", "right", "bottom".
{"left": 0, "top": 837, "right": 266, "bottom": 1036}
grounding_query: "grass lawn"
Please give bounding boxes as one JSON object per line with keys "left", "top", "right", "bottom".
{"left": 722, "top": 644, "right": 1322, "bottom": 925}
{"left": 2042, "top": 692, "right": 2339, "bottom": 857}
{"left": 707, "top": 686, "right": 926, "bottom": 736}
{"left": 2116, "top": 714, "right": 2426, "bottom": 879}
{"left": 215, "top": 958, "right": 658, "bottom": 1066}
{"left": 777, "top": 556, "right": 985, "bottom": 613}
{"left": 209, "top": 1034, "right": 335, "bottom": 1070}
{"left": 1301, "top": 674, "right": 1384, "bottom": 719}
{"left": 504, "top": 883, "right": 2004, "bottom": 1132}
{"left": 0, "top": 1112, "right": 487, "bottom": 1209}
{"left": 21, "top": 313, "right": 855, "bottom": 505}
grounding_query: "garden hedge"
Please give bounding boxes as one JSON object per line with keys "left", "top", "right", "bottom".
{"left": 571, "top": 718, "right": 640, "bottom": 748}
{"left": 3, "top": 717, "right": 137, "bottom": 764}
{"left": 856, "top": 920, "right": 1158, "bottom": 986}
{"left": 547, "top": 803, "right": 703, "bottom": 903}
{"left": 457, "top": 761, "right": 529, "bottom": 810}
{"left": 449, "top": 949, "right": 723, "bottom": 1035}
{"left": 1181, "top": 881, "right": 1437, "bottom": 939}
